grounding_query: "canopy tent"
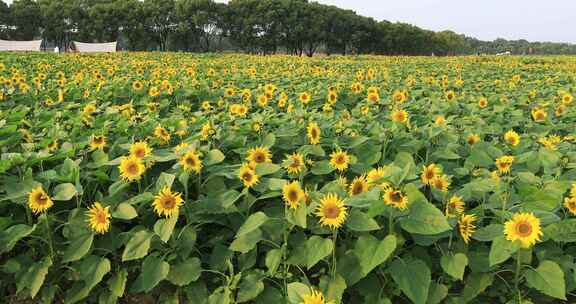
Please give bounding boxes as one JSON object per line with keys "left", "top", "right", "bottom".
{"left": 70, "top": 41, "right": 117, "bottom": 53}
{"left": 0, "top": 39, "right": 42, "bottom": 52}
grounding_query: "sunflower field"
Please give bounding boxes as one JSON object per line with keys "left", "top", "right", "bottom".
{"left": 1, "top": 53, "right": 576, "bottom": 304}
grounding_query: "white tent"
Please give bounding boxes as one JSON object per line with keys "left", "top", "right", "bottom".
{"left": 0, "top": 39, "right": 42, "bottom": 52}
{"left": 71, "top": 41, "right": 117, "bottom": 53}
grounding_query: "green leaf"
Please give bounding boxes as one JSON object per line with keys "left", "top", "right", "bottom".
{"left": 472, "top": 224, "right": 503, "bottom": 242}
{"left": 112, "top": 203, "right": 138, "bottom": 220}
{"left": 265, "top": 249, "right": 282, "bottom": 275}
{"left": 489, "top": 236, "right": 520, "bottom": 266}
{"left": 354, "top": 234, "right": 396, "bottom": 277}
{"left": 154, "top": 213, "right": 178, "bottom": 243}
{"left": 167, "top": 258, "right": 202, "bottom": 286}
{"left": 286, "top": 202, "right": 307, "bottom": 228}
{"left": 311, "top": 160, "right": 335, "bottom": 175}
{"left": 345, "top": 209, "right": 380, "bottom": 231}
{"left": 287, "top": 282, "right": 311, "bottom": 304}
{"left": 237, "top": 272, "right": 264, "bottom": 302}
{"left": 543, "top": 219, "right": 576, "bottom": 242}
{"left": 62, "top": 231, "right": 94, "bottom": 263}
{"left": 132, "top": 255, "right": 170, "bottom": 293}
{"left": 108, "top": 269, "right": 128, "bottom": 298}
{"left": 440, "top": 253, "right": 468, "bottom": 280}
{"left": 461, "top": 273, "right": 493, "bottom": 303}
{"left": 236, "top": 212, "right": 269, "bottom": 237}
{"left": 204, "top": 149, "right": 225, "bottom": 165}
{"left": 524, "top": 260, "right": 566, "bottom": 300}
{"left": 261, "top": 133, "right": 276, "bottom": 147}
{"left": 305, "top": 236, "right": 333, "bottom": 269}
{"left": 399, "top": 184, "right": 450, "bottom": 235}
{"left": 427, "top": 283, "right": 448, "bottom": 304}
{"left": 22, "top": 257, "right": 52, "bottom": 299}
{"left": 0, "top": 224, "right": 36, "bottom": 253}
{"left": 64, "top": 256, "right": 111, "bottom": 304}
{"left": 155, "top": 172, "right": 176, "bottom": 192}
{"left": 53, "top": 183, "right": 77, "bottom": 201}
{"left": 255, "top": 163, "right": 281, "bottom": 176}
{"left": 229, "top": 229, "right": 263, "bottom": 253}
{"left": 122, "top": 230, "right": 153, "bottom": 261}
{"left": 389, "top": 259, "right": 431, "bottom": 304}
{"left": 319, "top": 274, "right": 347, "bottom": 304}
{"left": 345, "top": 188, "right": 380, "bottom": 208}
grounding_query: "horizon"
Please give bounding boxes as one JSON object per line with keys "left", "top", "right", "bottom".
{"left": 2, "top": 0, "right": 575, "bottom": 44}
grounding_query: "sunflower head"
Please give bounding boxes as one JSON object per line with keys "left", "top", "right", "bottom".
{"left": 152, "top": 187, "right": 184, "bottom": 218}
{"left": 504, "top": 212, "right": 543, "bottom": 248}
{"left": 246, "top": 146, "right": 272, "bottom": 165}
{"left": 307, "top": 122, "right": 321, "bottom": 145}
{"left": 421, "top": 164, "right": 441, "bottom": 185}
{"left": 431, "top": 174, "right": 450, "bottom": 192}
{"left": 390, "top": 109, "right": 408, "bottom": 123}
{"left": 90, "top": 134, "right": 107, "bottom": 150}
{"left": 504, "top": 130, "right": 520, "bottom": 146}
{"left": 531, "top": 107, "right": 547, "bottom": 122}
{"left": 86, "top": 202, "right": 111, "bottom": 234}
{"left": 284, "top": 152, "right": 306, "bottom": 175}
{"left": 459, "top": 214, "right": 477, "bottom": 244}
{"left": 239, "top": 163, "right": 259, "bottom": 188}
{"left": 180, "top": 150, "right": 203, "bottom": 174}
{"left": 154, "top": 125, "right": 171, "bottom": 144}
{"left": 130, "top": 141, "right": 152, "bottom": 159}
{"left": 349, "top": 175, "right": 369, "bottom": 196}
{"left": 366, "top": 167, "right": 386, "bottom": 186}
{"left": 28, "top": 186, "right": 53, "bottom": 214}
{"left": 315, "top": 193, "right": 347, "bottom": 229}
{"left": 445, "top": 195, "right": 465, "bottom": 217}
{"left": 299, "top": 92, "right": 311, "bottom": 104}
{"left": 283, "top": 181, "right": 304, "bottom": 209}
{"left": 445, "top": 90, "right": 456, "bottom": 101}
{"left": 478, "top": 97, "right": 488, "bottom": 108}
{"left": 467, "top": 134, "right": 480, "bottom": 145}
{"left": 119, "top": 155, "right": 145, "bottom": 182}
{"left": 301, "top": 289, "right": 333, "bottom": 304}
{"left": 329, "top": 149, "right": 350, "bottom": 172}
{"left": 495, "top": 155, "right": 514, "bottom": 174}
{"left": 564, "top": 197, "right": 576, "bottom": 215}
{"left": 383, "top": 188, "right": 409, "bottom": 210}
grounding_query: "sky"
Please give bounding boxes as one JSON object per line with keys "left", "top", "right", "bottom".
{"left": 3, "top": 0, "right": 574, "bottom": 43}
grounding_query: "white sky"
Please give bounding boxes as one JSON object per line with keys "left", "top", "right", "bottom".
{"left": 3, "top": 0, "right": 574, "bottom": 43}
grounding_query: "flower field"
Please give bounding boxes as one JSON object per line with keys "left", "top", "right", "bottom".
{"left": 1, "top": 53, "right": 576, "bottom": 304}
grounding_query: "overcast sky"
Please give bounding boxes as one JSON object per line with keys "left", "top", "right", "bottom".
{"left": 3, "top": 0, "right": 574, "bottom": 43}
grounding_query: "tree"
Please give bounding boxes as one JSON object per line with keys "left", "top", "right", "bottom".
{"left": 10, "top": 0, "right": 42, "bottom": 40}
{"left": 142, "top": 0, "right": 176, "bottom": 51}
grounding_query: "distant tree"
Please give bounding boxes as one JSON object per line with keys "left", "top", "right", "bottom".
{"left": 10, "top": 0, "right": 42, "bottom": 40}
{"left": 142, "top": 0, "right": 176, "bottom": 51}
{"left": 0, "top": 1, "right": 10, "bottom": 39}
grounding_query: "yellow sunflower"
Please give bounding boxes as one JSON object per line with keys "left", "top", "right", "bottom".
{"left": 246, "top": 146, "right": 272, "bottom": 165}
{"left": 570, "top": 183, "right": 576, "bottom": 197}
{"left": 421, "top": 164, "right": 441, "bottom": 185}
{"left": 562, "top": 93, "right": 573, "bottom": 105}
{"left": 445, "top": 90, "right": 456, "bottom": 101}
{"left": 119, "top": 155, "right": 145, "bottom": 182}
{"left": 28, "top": 186, "right": 53, "bottom": 214}
{"left": 478, "top": 97, "right": 488, "bottom": 108}
{"left": 132, "top": 80, "right": 143, "bottom": 91}
{"left": 130, "top": 141, "right": 152, "bottom": 159}
{"left": 349, "top": 175, "right": 369, "bottom": 196}
{"left": 434, "top": 115, "right": 446, "bottom": 125}
{"left": 329, "top": 149, "right": 350, "bottom": 172}
{"left": 152, "top": 187, "right": 184, "bottom": 218}
{"left": 301, "top": 289, "right": 334, "bottom": 304}
{"left": 154, "top": 125, "right": 171, "bottom": 144}
{"left": 299, "top": 92, "right": 311, "bottom": 104}
{"left": 459, "top": 214, "right": 477, "bottom": 244}
{"left": 390, "top": 109, "right": 408, "bottom": 123}
{"left": 504, "top": 130, "right": 520, "bottom": 146}
{"left": 315, "top": 193, "right": 347, "bottom": 229}
{"left": 366, "top": 167, "right": 386, "bottom": 186}
{"left": 563, "top": 197, "right": 576, "bottom": 215}
{"left": 392, "top": 90, "right": 406, "bottom": 103}
{"left": 148, "top": 86, "right": 160, "bottom": 97}
{"left": 86, "top": 202, "right": 111, "bottom": 234}
{"left": 467, "top": 134, "right": 480, "bottom": 145}
{"left": 284, "top": 152, "right": 306, "bottom": 175}
{"left": 90, "top": 134, "right": 107, "bottom": 150}
{"left": 180, "top": 150, "right": 203, "bottom": 174}
{"left": 431, "top": 174, "right": 450, "bottom": 192}
{"left": 307, "top": 122, "right": 321, "bottom": 145}
{"left": 445, "top": 195, "right": 465, "bottom": 217}
{"left": 531, "top": 107, "right": 547, "bottom": 122}
{"left": 495, "top": 155, "right": 514, "bottom": 174}
{"left": 282, "top": 181, "right": 304, "bottom": 209}
{"left": 504, "top": 212, "right": 543, "bottom": 248}
{"left": 239, "top": 163, "right": 259, "bottom": 188}
{"left": 383, "top": 188, "right": 409, "bottom": 210}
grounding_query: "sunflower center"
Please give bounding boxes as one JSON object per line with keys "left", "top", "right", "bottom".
{"left": 425, "top": 170, "right": 435, "bottom": 180}
{"left": 35, "top": 193, "right": 48, "bottom": 205}
{"left": 241, "top": 171, "right": 253, "bottom": 181}
{"left": 254, "top": 152, "right": 265, "bottom": 163}
{"left": 335, "top": 155, "right": 345, "bottom": 164}
{"left": 390, "top": 191, "right": 402, "bottom": 203}
{"left": 161, "top": 196, "right": 176, "bottom": 209}
{"left": 288, "top": 189, "right": 299, "bottom": 202}
{"left": 127, "top": 163, "right": 139, "bottom": 175}
{"left": 134, "top": 148, "right": 145, "bottom": 158}
{"left": 186, "top": 157, "right": 196, "bottom": 166}
{"left": 323, "top": 205, "right": 340, "bottom": 219}
{"left": 311, "top": 129, "right": 318, "bottom": 138}
{"left": 516, "top": 221, "right": 533, "bottom": 237}
{"left": 95, "top": 211, "right": 107, "bottom": 224}
{"left": 351, "top": 182, "right": 363, "bottom": 195}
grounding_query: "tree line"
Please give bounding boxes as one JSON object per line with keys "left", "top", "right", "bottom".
{"left": 1, "top": 0, "right": 576, "bottom": 55}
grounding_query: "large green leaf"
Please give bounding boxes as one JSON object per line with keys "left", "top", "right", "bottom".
{"left": 167, "top": 258, "right": 202, "bottom": 286}
{"left": 53, "top": 183, "right": 77, "bottom": 201}
{"left": 237, "top": 272, "right": 264, "bottom": 302}
{"left": 399, "top": 184, "right": 450, "bottom": 235}
{"left": 353, "top": 234, "right": 396, "bottom": 277}
{"left": 132, "top": 255, "right": 170, "bottom": 293}
{"left": 154, "top": 213, "right": 178, "bottom": 243}
{"left": 236, "top": 212, "right": 269, "bottom": 237}
{"left": 345, "top": 209, "right": 380, "bottom": 231}
{"left": 122, "top": 230, "right": 154, "bottom": 261}
{"left": 62, "top": 231, "right": 94, "bottom": 263}
{"left": 18, "top": 257, "right": 52, "bottom": 299}
{"left": 0, "top": 224, "right": 36, "bottom": 253}
{"left": 287, "top": 282, "right": 311, "bottom": 304}
{"left": 305, "top": 236, "right": 333, "bottom": 269}
{"left": 542, "top": 219, "right": 576, "bottom": 242}
{"left": 388, "top": 259, "right": 431, "bottom": 304}
{"left": 524, "top": 260, "right": 566, "bottom": 300}
{"left": 489, "top": 236, "right": 520, "bottom": 266}
{"left": 440, "top": 253, "right": 468, "bottom": 280}
{"left": 112, "top": 203, "right": 138, "bottom": 220}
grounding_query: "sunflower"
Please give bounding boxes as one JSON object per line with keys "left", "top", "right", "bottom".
{"left": 495, "top": 155, "right": 514, "bottom": 174}
{"left": 154, "top": 125, "right": 171, "bottom": 144}
{"left": 86, "top": 202, "right": 111, "bottom": 234}
{"left": 307, "top": 122, "right": 321, "bottom": 145}
{"left": 132, "top": 80, "right": 143, "bottom": 91}
{"left": 564, "top": 197, "right": 576, "bottom": 215}
{"left": 152, "top": 187, "right": 184, "bottom": 218}
{"left": 239, "top": 163, "right": 259, "bottom": 188}
{"left": 390, "top": 109, "right": 408, "bottom": 123}
{"left": 431, "top": 174, "right": 450, "bottom": 192}
{"left": 434, "top": 115, "right": 446, "bottom": 125}
{"left": 555, "top": 105, "right": 566, "bottom": 117}
{"left": 90, "top": 134, "right": 107, "bottom": 150}
{"left": 367, "top": 92, "right": 379, "bottom": 103}
{"left": 445, "top": 90, "right": 456, "bottom": 101}
{"left": 366, "top": 167, "right": 386, "bottom": 186}
{"left": 392, "top": 90, "right": 406, "bottom": 103}
{"left": 282, "top": 181, "right": 304, "bottom": 209}
{"left": 445, "top": 195, "right": 465, "bottom": 217}
{"left": 315, "top": 193, "right": 347, "bottom": 229}
{"left": 478, "top": 97, "right": 488, "bottom": 108}
{"left": 504, "top": 130, "right": 520, "bottom": 146}
{"left": 148, "top": 86, "right": 160, "bottom": 97}
{"left": 180, "top": 150, "right": 203, "bottom": 174}
{"left": 119, "top": 155, "right": 145, "bottom": 182}
{"left": 349, "top": 175, "right": 369, "bottom": 196}
{"left": 467, "top": 134, "right": 480, "bottom": 145}
{"left": 504, "top": 212, "right": 543, "bottom": 248}
{"left": 570, "top": 183, "right": 576, "bottom": 198}
{"left": 459, "top": 214, "right": 477, "bottom": 244}
{"left": 531, "top": 107, "right": 547, "bottom": 122}
{"left": 284, "top": 152, "right": 306, "bottom": 175}
{"left": 246, "top": 146, "right": 272, "bottom": 165}
{"left": 301, "top": 289, "right": 334, "bottom": 304}
{"left": 299, "top": 92, "right": 311, "bottom": 104}
{"left": 562, "top": 93, "right": 573, "bottom": 105}
{"left": 329, "top": 149, "right": 350, "bottom": 172}
{"left": 421, "top": 164, "right": 441, "bottom": 185}
{"left": 130, "top": 141, "right": 152, "bottom": 159}
{"left": 383, "top": 188, "right": 409, "bottom": 210}
{"left": 28, "top": 186, "right": 53, "bottom": 214}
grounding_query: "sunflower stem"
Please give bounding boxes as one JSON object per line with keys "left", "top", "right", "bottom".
{"left": 331, "top": 229, "right": 338, "bottom": 280}
{"left": 282, "top": 204, "right": 288, "bottom": 298}
{"left": 388, "top": 210, "right": 394, "bottom": 235}
{"left": 43, "top": 214, "right": 55, "bottom": 261}
{"left": 514, "top": 250, "right": 522, "bottom": 302}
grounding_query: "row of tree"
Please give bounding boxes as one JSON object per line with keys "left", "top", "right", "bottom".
{"left": 1, "top": 0, "right": 576, "bottom": 55}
